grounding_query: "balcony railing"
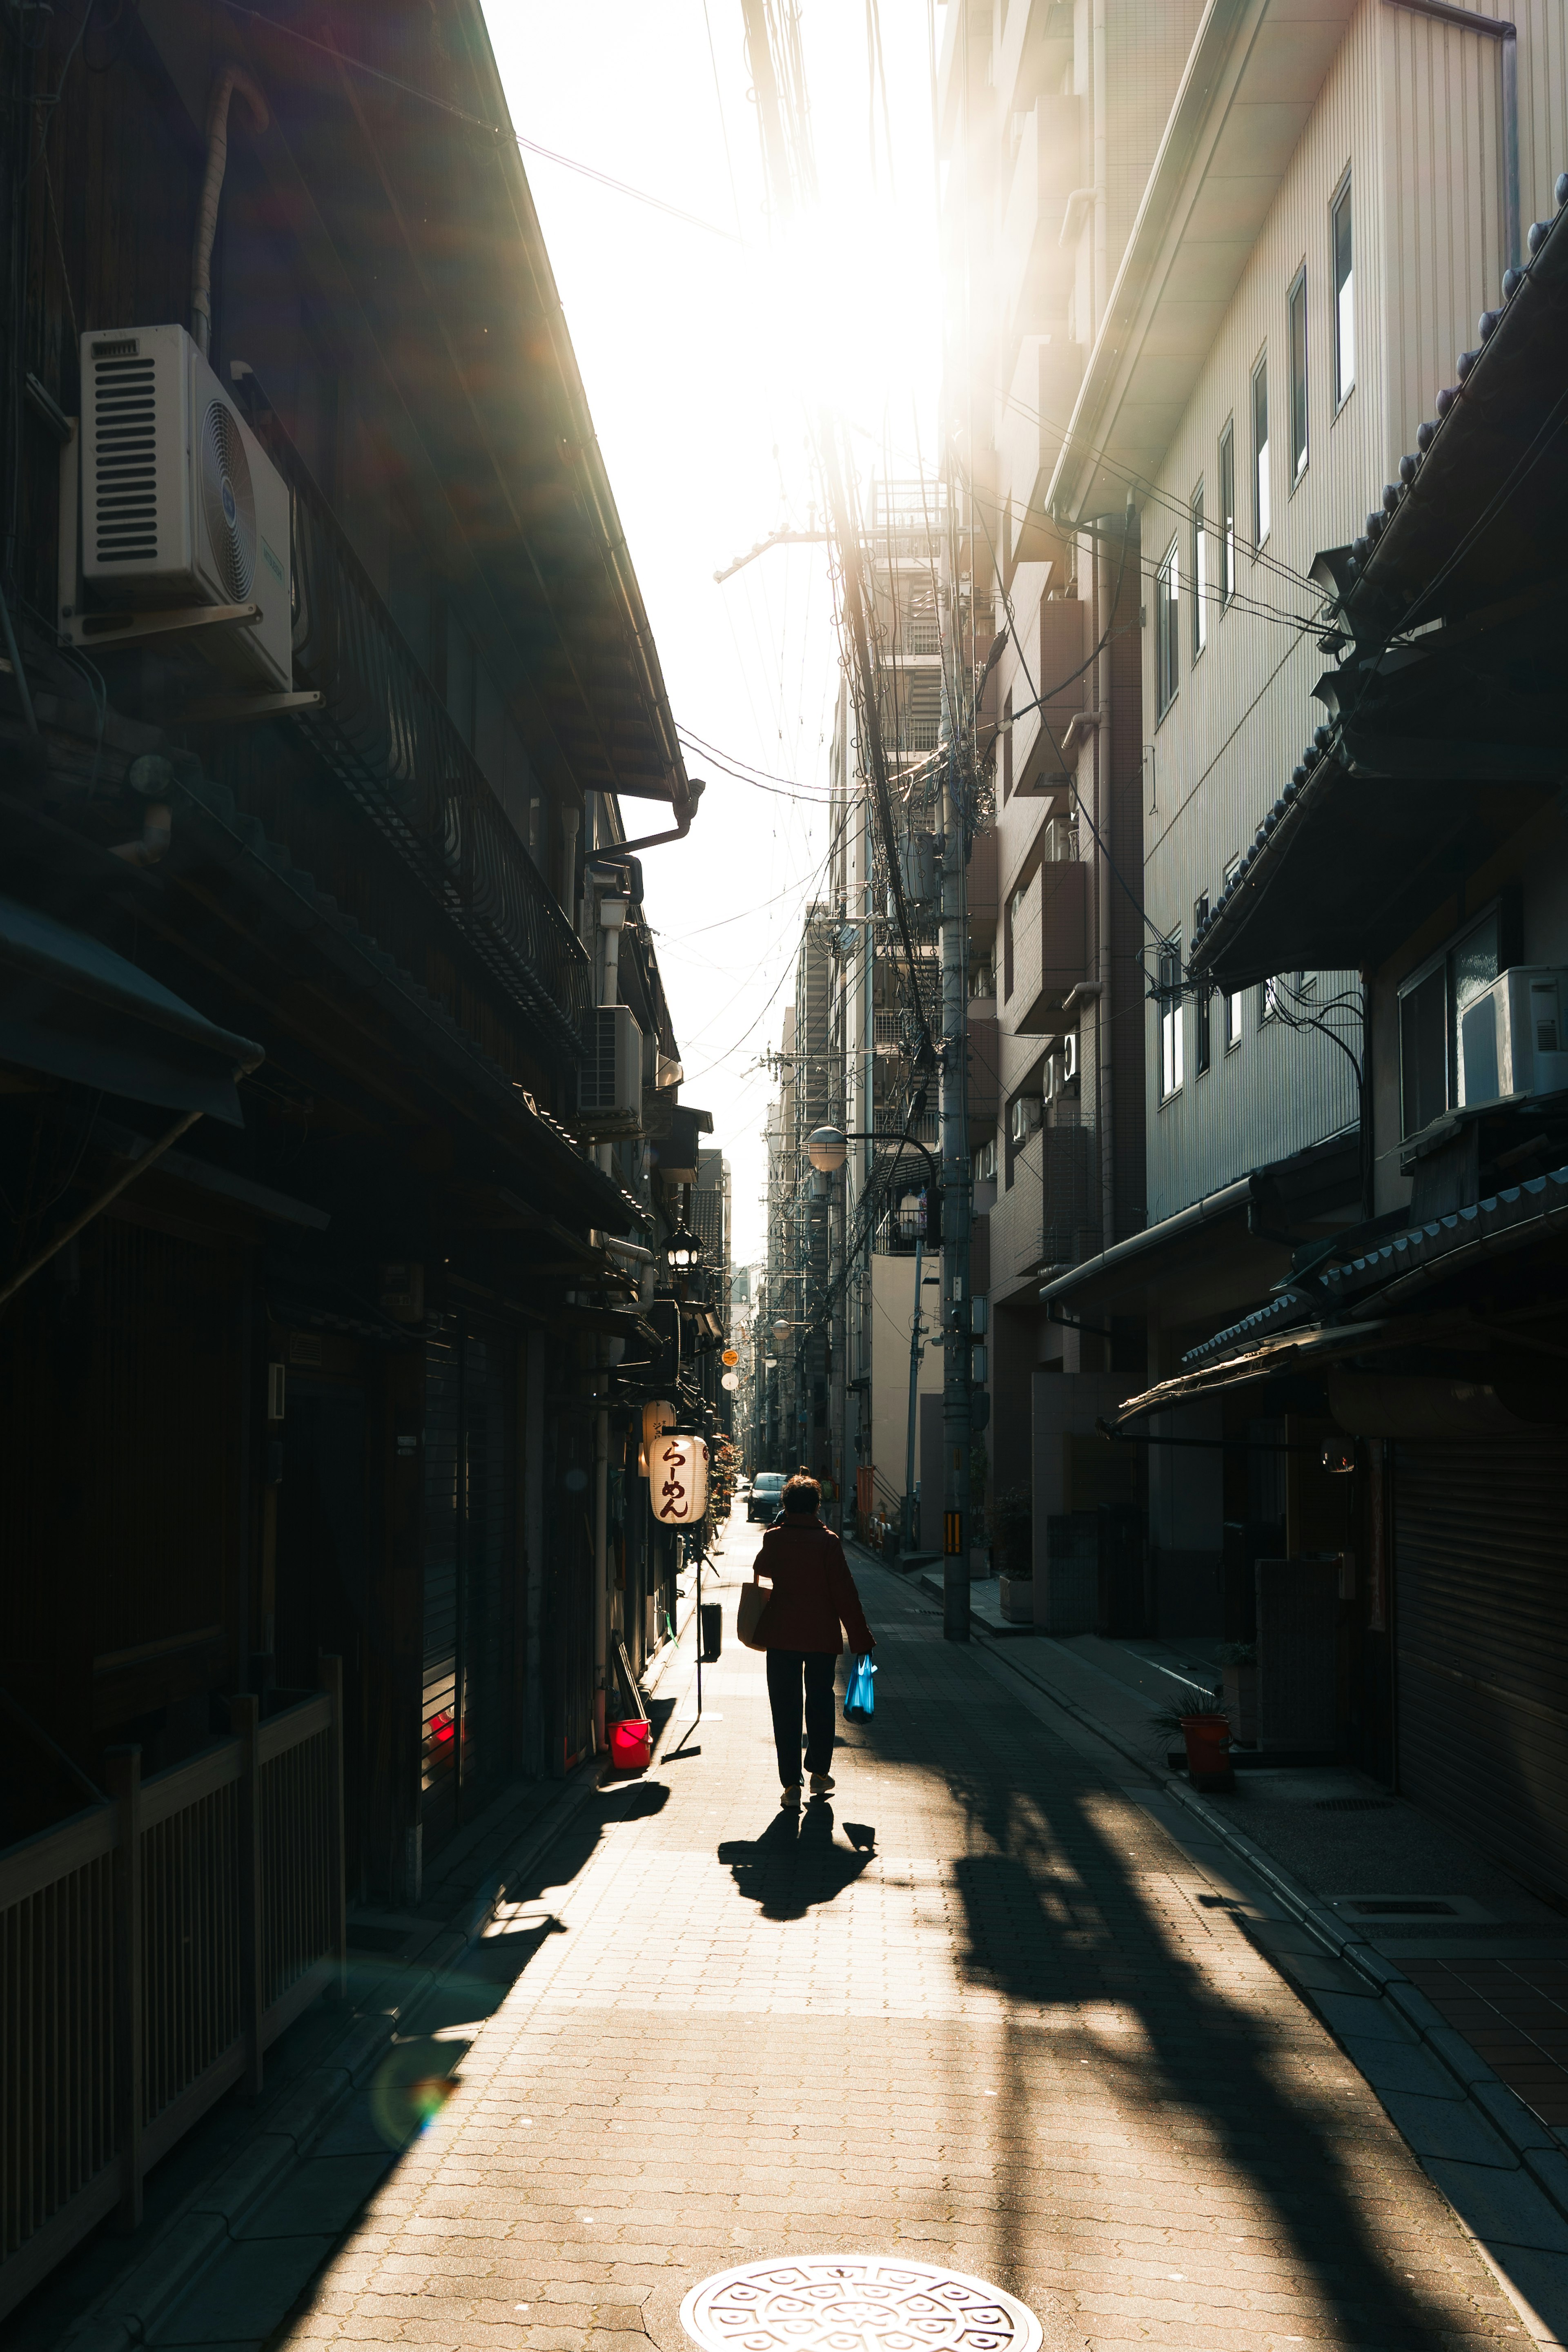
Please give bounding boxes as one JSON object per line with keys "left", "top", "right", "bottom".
{"left": 249, "top": 403, "right": 590, "bottom": 1065}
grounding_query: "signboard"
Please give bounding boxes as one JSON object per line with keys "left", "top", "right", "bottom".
{"left": 653, "top": 1434, "right": 708, "bottom": 1523}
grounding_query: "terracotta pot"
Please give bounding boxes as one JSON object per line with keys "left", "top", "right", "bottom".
{"left": 1179, "top": 1711, "right": 1234, "bottom": 1791}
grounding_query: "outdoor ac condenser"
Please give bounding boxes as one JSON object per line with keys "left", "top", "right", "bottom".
{"left": 578, "top": 1004, "right": 644, "bottom": 1134}
{"left": 78, "top": 324, "right": 292, "bottom": 690}
{"left": 1457, "top": 967, "right": 1568, "bottom": 1106}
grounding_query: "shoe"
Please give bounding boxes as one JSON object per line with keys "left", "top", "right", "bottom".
{"left": 780, "top": 1784, "right": 802, "bottom": 1807}
{"left": 809, "top": 1773, "right": 835, "bottom": 1796}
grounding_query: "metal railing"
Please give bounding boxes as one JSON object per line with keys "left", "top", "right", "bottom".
{"left": 0, "top": 1665, "right": 345, "bottom": 2319}
{"left": 249, "top": 406, "right": 590, "bottom": 1065}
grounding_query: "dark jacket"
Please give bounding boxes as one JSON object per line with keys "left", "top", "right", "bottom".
{"left": 755, "top": 1517, "right": 874, "bottom": 1654}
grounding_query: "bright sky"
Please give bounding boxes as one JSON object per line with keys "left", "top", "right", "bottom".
{"left": 486, "top": 3, "right": 941, "bottom": 1265}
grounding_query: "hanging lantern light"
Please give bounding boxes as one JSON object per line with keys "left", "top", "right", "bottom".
{"left": 663, "top": 1222, "right": 703, "bottom": 1274}
{"left": 652, "top": 1433, "right": 708, "bottom": 1523}
{"left": 639, "top": 1397, "right": 678, "bottom": 1475}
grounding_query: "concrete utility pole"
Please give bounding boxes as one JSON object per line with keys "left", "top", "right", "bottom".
{"left": 938, "top": 538, "right": 971, "bottom": 1644}
{"left": 902, "top": 1221, "right": 925, "bottom": 1552}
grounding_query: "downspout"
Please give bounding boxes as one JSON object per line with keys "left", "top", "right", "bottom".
{"left": 560, "top": 805, "right": 580, "bottom": 926}
{"left": 592, "top": 777, "right": 706, "bottom": 860}
{"left": 596, "top": 893, "right": 627, "bottom": 1181}
{"left": 190, "top": 67, "right": 270, "bottom": 361}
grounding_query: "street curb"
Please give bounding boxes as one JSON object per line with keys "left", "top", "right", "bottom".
{"left": 967, "top": 1623, "right": 1568, "bottom": 2231}
{"left": 57, "top": 1757, "right": 612, "bottom": 2352}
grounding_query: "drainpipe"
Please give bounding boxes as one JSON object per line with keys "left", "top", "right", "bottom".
{"left": 190, "top": 67, "right": 269, "bottom": 361}
{"left": 560, "top": 805, "right": 580, "bottom": 927}
{"left": 596, "top": 894, "right": 628, "bottom": 1179}
{"left": 599, "top": 894, "right": 628, "bottom": 1006}
{"left": 592, "top": 777, "right": 706, "bottom": 859}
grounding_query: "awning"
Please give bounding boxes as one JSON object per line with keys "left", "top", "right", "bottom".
{"left": 0, "top": 896, "right": 261, "bottom": 1123}
{"left": 1038, "top": 1128, "right": 1360, "bottom": 1312}
{"left": 1108, "top": 1161, "right": 1568, "bottom": 1425}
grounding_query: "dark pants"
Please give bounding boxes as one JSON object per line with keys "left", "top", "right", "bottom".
{"left": 766, "top": 1649, "right": 837, "bottom": 1784}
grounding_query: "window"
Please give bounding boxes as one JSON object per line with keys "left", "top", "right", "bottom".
{"left": 1192, "top": 481, "right": 1207, "bottom": 658}
{"left": 1261, "top": 976, "right": 1280, "bottom": 1023}
{"left": 1159, "top": 937, "right": 1184, "bottom": 1101}
{"left": 1195, "top": 987, "right": 1213, "bottom": 1076}
{"left": 1288, "top": 268, "right": 1308, "bottom": 481}
{"left": 1227, "top": 989, "right": 1245, "bottom": 1049}
{"left": 1155, "top": 538, "right": 1180, "bottom": 717}
{"left": 1219, "top": 424, "right": 1236, "bottom": 604}
{"left": 1002, "top": 689, "right": 1013, "bottom": 800}
{"left": 1398, "top": 907, "right": 1505, "bottom": 1137}
{"left": 1252, "top": 356, "right": 1270, "bottom": 546}
{"left": 1332, "top": 174, "right": 1354, "bottom": 405}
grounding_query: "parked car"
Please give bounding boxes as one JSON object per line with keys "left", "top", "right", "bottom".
{"left": 747, "top": 1472, "right": 786, "bottom": 1524}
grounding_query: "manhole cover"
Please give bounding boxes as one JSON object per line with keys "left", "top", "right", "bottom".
{"left": 681, "top": 2258, "right": 1042, "bottom": 2352}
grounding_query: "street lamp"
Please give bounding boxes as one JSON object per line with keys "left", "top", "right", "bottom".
{"left": 806, "top": 1124, "right": 940, "bottom": 1234}
{"left": 663, "top": 1221, "right": 702, "bottom": 1274}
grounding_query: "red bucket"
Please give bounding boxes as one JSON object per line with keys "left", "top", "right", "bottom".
{"left": 608, "top": 1718, "right": 652, "bottom": 1771}
{"left": 1180, "top": 1711, "right": 1234, "bottom": 1791}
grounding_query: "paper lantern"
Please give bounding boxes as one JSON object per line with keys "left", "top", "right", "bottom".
{"left": 641, "top": 1399, "right": 678, "bottom": 1455}
{"left": 652, "top": 1434, "right": 708, "bottom": 1523}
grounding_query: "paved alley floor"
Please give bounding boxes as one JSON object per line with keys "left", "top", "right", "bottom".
{"left": 272, "top": 1532, "right": 1543, "bottom": 2352}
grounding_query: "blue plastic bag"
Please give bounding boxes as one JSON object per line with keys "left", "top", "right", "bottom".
{"left": 844, "top": 1654, "right": 877, "bottom": 1722}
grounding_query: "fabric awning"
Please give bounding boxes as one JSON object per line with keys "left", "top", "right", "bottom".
{"left": 0, "top": 896, "right": 261, "bottom": 1123}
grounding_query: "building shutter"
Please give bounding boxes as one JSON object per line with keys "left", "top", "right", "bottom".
{"left": 1394, "top": 1433, "right": 1568, "bottom": 1900}
{"left": 421, "top": 1316, "right": 517, "bottom": 1855}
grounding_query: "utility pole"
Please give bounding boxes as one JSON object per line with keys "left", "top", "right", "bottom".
{"left": 902, "top": 1221, "right": 925, "bottom": 1552}
{"left": 938, "top": 497, "right": 971, "bottom": 1643}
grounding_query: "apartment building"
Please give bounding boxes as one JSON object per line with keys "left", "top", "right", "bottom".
{"left": 938, "top": 0, "right": 1162, "bottom": 1595}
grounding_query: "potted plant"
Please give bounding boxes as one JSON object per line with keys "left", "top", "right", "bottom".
{"left": 1153, "top": 1684, "right": 1234, "bottom": 1792}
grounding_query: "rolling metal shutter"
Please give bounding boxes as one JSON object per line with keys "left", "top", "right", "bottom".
{"left": 1394, "top": 1434, "right": 1568, "bottom": 1901}
{"left": 421, "top": 1316, "right": 516, "bottom": 1854}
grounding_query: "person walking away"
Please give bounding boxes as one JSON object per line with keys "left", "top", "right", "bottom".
{"left": 754, "top": 1472, "right": 874, "bottom": 1806}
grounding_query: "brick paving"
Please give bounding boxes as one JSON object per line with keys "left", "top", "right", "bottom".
{"left": 276, "top": 1532, "right": 1527, "bottom": 2352}
{"left": 1403, "top": 1961, "right": 1568, "bottom": 2130}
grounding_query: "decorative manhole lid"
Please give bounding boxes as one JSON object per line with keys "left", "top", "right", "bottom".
{"left": 680, "top": 2257, "right": 1042, "bottom": 2352}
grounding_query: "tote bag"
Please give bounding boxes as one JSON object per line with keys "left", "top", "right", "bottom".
{"left": 736, "top": 1576, "right": 775, "bottom": 1651}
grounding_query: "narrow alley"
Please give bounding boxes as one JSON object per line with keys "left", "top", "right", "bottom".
{"left": 265, "top": 1528, "right": 1533, "bottom": 2352}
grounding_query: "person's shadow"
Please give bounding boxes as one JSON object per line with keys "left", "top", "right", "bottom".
{"left": 718, "top": 1802, "right": 874, "bottom": 1922}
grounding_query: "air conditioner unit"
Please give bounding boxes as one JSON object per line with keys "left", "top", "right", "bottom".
{"left": 578, "top": 1004, "right": 644, "bottom": 1135}
{"left": 1009, "top": 1094, "right": 1042, "bottom": 1144}
{"left": 1043, "top": 1032, "right": 1079, "bottom": 1100}
{"left": 1457, "top": 967, "right": 1568, "bottom": 1106}
{"left": 71, "top": 324, "right": 292, "bottom": 690}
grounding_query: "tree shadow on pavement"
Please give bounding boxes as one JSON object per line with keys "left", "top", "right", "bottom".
{"left": 718, "top": 1801, "right": 872, "bottom": 1921}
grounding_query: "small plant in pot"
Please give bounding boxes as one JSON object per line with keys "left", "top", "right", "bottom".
{"left": 1152, "top": 1683, "right": 1234, "bottom": 1792}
